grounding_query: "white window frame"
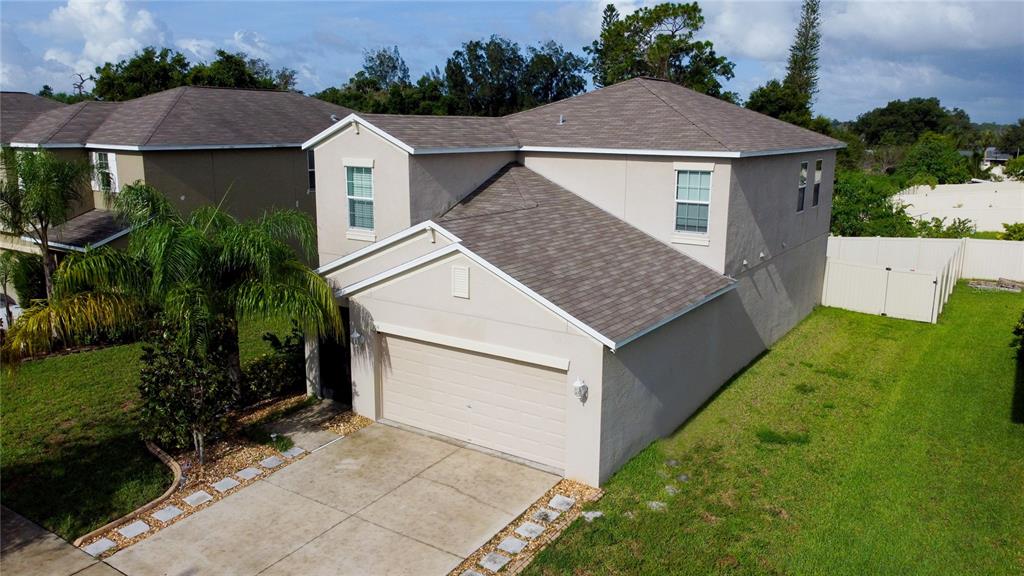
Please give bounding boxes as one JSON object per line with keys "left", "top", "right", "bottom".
{"left": 797, "top": 160, "right": 808, "bottom": 213}
{"left": 345, "top": 165, "right": 374, "bottom": 232}
{"left": 672, "top": 162, "right": 714, "bottom": 242}
{"left": 812, "top": 158, "right": 822, "bottom": 207}
{"left": 91, "top": 151, "right": 118, "bottom": 194}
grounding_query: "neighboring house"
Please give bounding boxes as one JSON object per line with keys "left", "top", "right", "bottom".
{"left": 307, "top": 77, "right": 842, "bottom": 485}
{"left": 3, "top": 86, "right": 351, "bottom": 255}
{"left": 982, "top": 146, "right": 1013, "bottom": 168}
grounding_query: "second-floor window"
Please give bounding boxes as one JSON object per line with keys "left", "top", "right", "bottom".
{"left": 347, "top": 166, "right": 374, "bottom": 230}
{"left": 92, "top": 151, "right": 117, "bottom": 194}
{"left": 812, "top": 159, "right": 822, "bottom": 206}
{"left": 306, "top": 150, "right": 316, "bottom": 192}
{"left": 675, "top": 170, "right": 711, "bottom": 234}
{"left": 797, "top": 161, "right": 808, "bottom": 212}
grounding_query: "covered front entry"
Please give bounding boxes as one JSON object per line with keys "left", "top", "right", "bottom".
{"left": 380, "top": 334, "right": 567, "bottom": 470}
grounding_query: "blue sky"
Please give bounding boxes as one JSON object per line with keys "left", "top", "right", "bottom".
{"left": 2, "top": 0, "right": 1022, "bottom": 122}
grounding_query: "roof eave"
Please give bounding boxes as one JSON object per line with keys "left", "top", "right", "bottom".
{"left": 611, "top": 281, "right": 738, "bottom": 350}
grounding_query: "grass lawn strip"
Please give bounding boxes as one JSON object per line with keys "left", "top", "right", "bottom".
{"left": 524, "top": 283, "right": 1024, "bottom": 575}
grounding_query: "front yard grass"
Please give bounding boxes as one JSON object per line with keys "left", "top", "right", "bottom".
{"left": 0, "top": 316, "right": 291, "bottom": 540}
{"left": 526, "top": 282, "right": 1024, "bottom": 575}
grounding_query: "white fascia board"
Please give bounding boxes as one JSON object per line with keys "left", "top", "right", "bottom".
{"left": 737, "top": 144, "right": 846, "bottom": 158}
{"left": 412, "top": 145, "right": 521, "bottom": 155}
{"left": 334, "top": 239, "right": 617, "bottom": 350}
{"left": 519, "top": 144, "right": 844, "bottom": 158}
{"left": 301, "top": 113, "right": 415, "bottom": 155}
{"left": 316, "top": 220, "right": 461, "bottom": 275}
{"left": 8, "top": 142, "right": 83, "bottom": 149}
{"left": 613, "top": 281, "right": 737, "bottom": 349}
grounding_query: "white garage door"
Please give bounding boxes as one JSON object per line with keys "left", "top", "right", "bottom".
{"left": 381, "top": 335, "right": 567, "bottom": 470}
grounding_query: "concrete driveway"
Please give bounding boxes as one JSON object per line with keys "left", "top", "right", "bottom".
{"left": 107, "top": 424, "right": 559, "bottom": 576}
{"left": 1, "top": 506, "right": 122, "bottom": 576}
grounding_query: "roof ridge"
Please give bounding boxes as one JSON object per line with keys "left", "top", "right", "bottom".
{"left": 142, "top": 86, "right": 190, "bottom": 146}
{"left": 635, "top": 77, "right": 731, "bottom": 151}
{"left": 39, "top": 102, "right": 90, "bottom": 144}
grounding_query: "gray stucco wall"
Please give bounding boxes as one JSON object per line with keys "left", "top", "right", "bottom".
{"left": 408, "top": 152, "right": 516, "bottom": 225}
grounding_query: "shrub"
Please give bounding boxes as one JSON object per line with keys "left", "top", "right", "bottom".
{"left": 1005, "top": 156, "right": 1024, "bottom": 181}
{"left": 11, "top": 252, "right": 46, "bottom": 304}
{"left": 137, "top": 318, "right": 235, "bottom": 463}
{"left": 999, "top": 222, "right": 1024, "bottom": 241}
{"left": 240, "top": 321, "right": 306, "bottom": 406}
{"left": 914, "top": 217, "right": 975, "bottom": 238}
{"left": 896, "top": 132, "right": 972, "bottom": 185}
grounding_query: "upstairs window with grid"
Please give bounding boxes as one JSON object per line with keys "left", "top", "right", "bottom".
{"left": 675, "top": 170, "right": 711, "bottom": 234}
{"left": 347, "top": 166, "right": 374, "bottom": 229}
{"left": 93, "top": 152, "right": 116, "bottom": 194}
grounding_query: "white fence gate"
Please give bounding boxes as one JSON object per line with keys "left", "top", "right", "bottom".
{"left": 823, "top": 236, "right": 1022, "bottom": 323}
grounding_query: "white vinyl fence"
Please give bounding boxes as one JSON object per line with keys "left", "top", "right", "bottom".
{"left": 823, "top": 236, "right": 1023, "bottom": 323}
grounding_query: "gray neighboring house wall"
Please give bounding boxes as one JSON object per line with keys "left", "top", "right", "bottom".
{"left": 304, "top": 77, "right": 843, "bottom": 485}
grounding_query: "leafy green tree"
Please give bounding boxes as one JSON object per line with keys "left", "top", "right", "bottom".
{"left": 832, "top": 127, "right": 866, "bottom": 171}
{"left": 92, "top": 47, "right": 190, "bottom": 101}
{"left": 362, "top": 46, "right": 411, "bottom": 90}
{"left": 9, "top": 252, "right": 46, "bottom": 305}
{"left": 138, "top": 317, "right": 235, "bottom": 463}
{"left": 36, "top": 85, "right": 93, "bottom": 104}
{"left": 853, "top": 98, "right": 972, "bottom": 146}
{"left": 0, "top": 149, "right": 91, "bottom": 298}
{"left": 999, "top": 222, "right": 1024, "bottom": 241}
{"left": 5, "top": 183, "right": 342, "bottom": 393}
{"left": 998, "top": 119, "right": 1024, "bottom": 156}
{"left": 913, "top": 217, "right": 974, "bottom": 238}
{"left": 0, "top": 251, "right": 16, "bottom": 327}
{"left": 585, "top": 3, "right": 736, "bottom": 100}
{"left": 522, "top": 41, "right": 587, "bottom": 108}
{"left": 896, "top": 132, "right": 972, "bottom": 185}
{"left": 187, "top": 50, "right": 276, "bottom": 89}
{"left": 1005, "top": 155, "right": 1024, "bottom": 181}
{"left": 746, "top": 79, "right": 811, "bottom": 125}
{"left": 830, "top": 171, "right": 914, "bottom": 237}
{"left": 446, "top": 36, "right": 527, "bottom": 116}
{"left": 783, "top": 0, "right": 821, "bottom": 100}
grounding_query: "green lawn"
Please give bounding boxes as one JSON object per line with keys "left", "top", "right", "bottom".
{"left": 0, "top": 316, "right": 291, "bottom": 540}
{"left": 527, "top": 283, "right": 1024, "bottom": 575}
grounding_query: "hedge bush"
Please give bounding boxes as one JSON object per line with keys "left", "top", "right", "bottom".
{"left": 239, "top": 321, "right": 305, "bottom": 406}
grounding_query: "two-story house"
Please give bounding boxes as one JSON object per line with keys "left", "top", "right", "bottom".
{"left": 302, "top": 77, "right": 842, "bottom": 486}
{"left": 4, "top": 86, "right": 351, "bottom": 255}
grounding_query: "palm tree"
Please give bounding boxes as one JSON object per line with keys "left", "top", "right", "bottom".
{"left": 5, "top": 183, "right": 341, "bottom": 391}
{"left": 0, "top": 148, "right": 92, "bottom": 298}
{"left": 0, "top": 250, "right": 16, "bottom": 327}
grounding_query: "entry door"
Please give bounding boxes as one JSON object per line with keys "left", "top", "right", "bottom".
{"left": 380, "top": 335, "right": 567, "bottom": 469}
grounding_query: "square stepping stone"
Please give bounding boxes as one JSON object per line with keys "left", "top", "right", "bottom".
{"left": 647, "top": 501, "right": 667, "bottom": 511}
{"left": 281, "top": 446, "right": 306, "bottom": 458}
{"left": 183, "top": 490, "right": 213, "bottom": 507}
{"left": 212, "top": 477, "right": 240, "bottom": 493}
{"left": 548, "top": 494, "right": 576, "bottom": 511}
{"left": 665, "top": 485, "right": 679, "bottom": 496}
{"left": 532, "top": 508, "right": 560, "bottom": 523}
{"left": 260, "top": 455, "right": 283, "bottom": 469}
{"left": 515, "top": 521, "right": 545, "bottom": 539}
{"left": 478, "top": 551, "right": 511, "bottom": 572}
{"left": 117, "top": 520, "right": 149, "bottom": 539}
{"left": 497, "top": 536, "right": 527, "bottom": 554}
{"left": 461, "top": 571, "right": 486, "bottom": 576}
{"left": 82, "top": 537, "right": 115, "bottom": 557}
{"left": 582, "top": 510, "right": 604, "bottom": 522}
{"left": 151, "top": 505, "right": 183, "bottom": 522}
{"left": 235, "top": 467, "right": 261, "bottom": 480}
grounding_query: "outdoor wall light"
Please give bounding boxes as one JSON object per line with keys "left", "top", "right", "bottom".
{"left": 573, "top": 378, "right": 589, "bottom": 403}
{"left": 350, "top": 329, "right": 363, "bottom": 344}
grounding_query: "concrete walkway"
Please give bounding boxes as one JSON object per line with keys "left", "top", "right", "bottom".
{"left": 0, "top": 506, "right": 123, "bottom": 576}
{"left": 106, "top": 424, "right": 558, "bottom": 575}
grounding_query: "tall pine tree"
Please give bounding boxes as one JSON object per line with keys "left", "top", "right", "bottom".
{"left": 783, "top": 0, "right": 821, "bottom": 101}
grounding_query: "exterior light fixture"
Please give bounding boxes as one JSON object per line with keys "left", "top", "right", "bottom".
{"left": 573, "top": 378, "right": 588, "bottom": 403}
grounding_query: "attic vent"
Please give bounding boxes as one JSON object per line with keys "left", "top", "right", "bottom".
{"left": 451, "top": 265, "right": 470, "bottom": 299}
{"left": 558, "top": 114, "right": 566, "bottom": 125}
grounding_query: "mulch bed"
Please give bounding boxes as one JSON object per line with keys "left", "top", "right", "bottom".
{"left": 450, "top": 479, "right": 603, "bottom": 575}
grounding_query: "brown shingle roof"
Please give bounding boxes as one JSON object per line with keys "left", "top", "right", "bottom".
{"left": 361, "top": 114, "right": 518, "bottom": 150}
{"left": 0, "top": 92, "right": 66, "bottom": 144}
{"left": 439, "top": 164, "right": 733, "bottom": 345}
{"left": 46, "top": 210, "right": 128, "bottom": 250}
{"left": 506, "top": 77, "right": 842, "bottom": 153}
{"left": 12, "top": 87, "right": 353, "bottom": 148}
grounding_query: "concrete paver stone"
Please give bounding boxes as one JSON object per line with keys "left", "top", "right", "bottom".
{"left": 183, "top": 490, "right": 213, "bottom": 507}
{"left": 152, "top": 506, "right": 183, "bottom": 523}
{"left": 282, "top": 446, "right": 306, "bottom": 458}
{"left": 547, "top": 495, "right": 575, "bottom": 511}
{"left": 236, "top": 467, "right": 261, "bottom": 480}
{"left": 514, "top": 522, "right": 545, "bottom": 539}
{"left": 531, "top": 508, "right": 560, "bottom": 523}
{"left": 117, "top": 520, "right": 149, "bottom": 539}
{"left": 260, "top": 455, "right": 284, "bottom": 469}
{"left": 497, "top": 536, "right": 526, "bottom": 554}
{"left": 82, "top": 537, "right": 116, "bottom": 557}
{"left": 479, "top": 551, "right": 511, "bottom": 572}
{"left": 212, "top": 477, "right": 240, "bottom": 493}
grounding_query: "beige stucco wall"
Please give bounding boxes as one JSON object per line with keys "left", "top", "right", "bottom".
{"left": 520, "top": 152, "right": 732, "bottom": 273}
{"left": 322, "top": 227, "right": 454, "bottom": 291}
{"left": 313, "top": 124, "right": 411, "bottom": 265}
{"left": 91, "top": 150, "right": 145, "bottom": 210}
{"left": 347, "top": 251, "right": 606, "bottom": 485}
{"left": 599, "top": 289, "right": 761, "bottom": 483}
{"left": 141, "top": 148, "right": 311, "bottom": 222}
{"left": 408, "top": 152, "right": 516, "bottom": 224}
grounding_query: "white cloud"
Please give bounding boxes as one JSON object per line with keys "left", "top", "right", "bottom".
{"left": 229, "top": 30, "right": 272, "bottom": 60}
{"left": 702, "top": 1, "right": 795, "bottom": 61}
{"left": 0, "top": 22, "right": 75, "bottom": 92}
{"left": 176, "top": 38, "right": 217, "bottom": 62}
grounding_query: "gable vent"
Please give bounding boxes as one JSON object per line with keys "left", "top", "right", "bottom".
{"left": 451, "top": 265, "right": 470, "bottom": 299}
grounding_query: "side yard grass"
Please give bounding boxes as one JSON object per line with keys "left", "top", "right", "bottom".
{"left": 526, "top": 282, "right": 1024, "bottom": 575}
{"left": 0, "top": 316, "right": 291, "bottom": 540}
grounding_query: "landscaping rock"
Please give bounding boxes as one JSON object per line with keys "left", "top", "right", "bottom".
{"left": 531, "top": 508, "right": 561, "bottom": 523}
{"left": 260, "top": 455, "right": 284, "bottom": 469}
{"left": 152, "top": 505, "right": 183, "bottom": 522}
{"left": 461, "top": 571, "right": 486, "bottom": 576}
{"left": 497, "top": 536, "right": 527, "bottom": 554}
{"left": 212, "top": 477, "right": 240, "bottom": 493}
{"left": 647, "top": 501, "right": 667, "bottom": 511}
{"left": 83, "top": 538, "right": 116, "bottom": 557}
{"left": 677, "top": 473, "right": 690, "bottom": 483}
{"left": 666, "top": 459, "right": 680, "bottom": 467}
{"left": 515, "top": 522, "right": 545, "bottom": 539}
{"left": 183, "top": 490, "right": 213, "bottom": 507}
{"left": 117, "top": 520, "right": 149, "bottom": 539}
{"left": 665, "top": 485, "right": 679, "bottom": 496}
{"left": 282, "top": 446, "right": 306, "bottom": 458}
{"left": 548, "top": 494, "right": 576, "bottom": 511}
{"left": 478, "top": 551, "right": 511, "bottom": 572}
{"left": 624, "top": 510, "right": 636, "bottom": 519}
{"left": 582, "top": 511, "right": 604, "bottom": 522}
{"left": 235, "top": 467, "right": 261, "bottom": 480}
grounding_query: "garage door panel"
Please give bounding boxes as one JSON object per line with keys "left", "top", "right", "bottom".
{"left": 382, "top": 335, "right": 566, "bottom": 470}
